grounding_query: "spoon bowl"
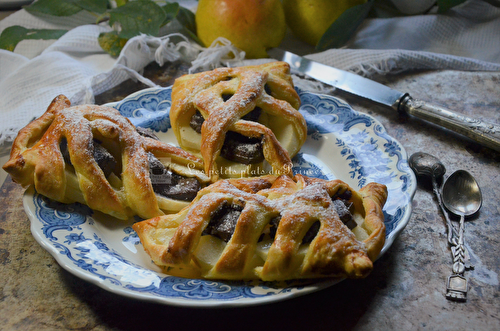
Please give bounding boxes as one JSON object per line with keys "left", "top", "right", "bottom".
{"left": 442, "top": 170, "right": 482, "bottom": 218}
{"left": 409, "top": 152, "right": 446, "bottom": 182}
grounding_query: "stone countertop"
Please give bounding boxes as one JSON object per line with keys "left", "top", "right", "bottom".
{"left": 1, "top": 62, "right": 499, "bottom": 330}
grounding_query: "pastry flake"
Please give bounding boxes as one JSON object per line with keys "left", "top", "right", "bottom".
{"left": 3, "top": 95, "right": 210, "bottom": 220}
{"left": 170, "top": 61, "right": 307, "bottom": 181}
{"left": 133, "top": 174, "right": 387, "bottom": 281}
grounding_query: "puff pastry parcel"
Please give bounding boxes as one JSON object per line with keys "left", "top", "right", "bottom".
{"left": 133, "top": 174, "right": 387, "bottom": 281}
{"left": 3, "top": 95, "right": 210, "bottom": 220}
{"left": 170, "top": 61, "right": 307, "bottom": 181}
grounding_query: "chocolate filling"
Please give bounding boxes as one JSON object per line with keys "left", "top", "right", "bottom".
{"left": 60, "top": 138, "right": 71, "bottom": 164}
{"left": 93, "top": 142, "right": 116, "bottom": 178}
{"left": 242, "top": 107, "right": 262, "bottom": 122}
{"left": 189, "top": 110, "right": 204, "bottom": 134}
{"left": 332, "top": 200, "right": 356, "bottom": 229}
{"left": 302, "top": 221, "right": 321, "bottom": 244}
{"left": 264, "top": 215, "right": 320, "bottom": 244}
{"left": 222, "top": 107, "right": 264, "bottom": 164}
{"left": 60, "top": 135, "right": 201, "bottom": 202}
{"left": 268, "top": 215, "right": 281, "bottom": 239}
{"left": 333, "top": 189, "right": 352, "bottom": 201}
{"left": 60, "top": 138, "right": 116, "bottom": 178}
{"left": 220, "top": 131, "right": 264, "bottom": 164}
{"left": 189, "top": 107, "right": 265, "bottom": 164}
{"left": 203, "top": 200, "right": 244, "bottom": 242}
{"left": 148, "top": 153, "right": 200, "bottom": 201}
{"left": 260, "top": 190, "right": 356, "bottom": 244}
{"left": 203, "top": 190, "right": 356, "bottom": 245}
{"left": 331, "top": 190, "right": 356, "bottom": 230}
{"left": 136, "top": 127, "right": 160, "bottom": 140}
{"left": 139, "top": 128, "right": 201, "bottom": 201}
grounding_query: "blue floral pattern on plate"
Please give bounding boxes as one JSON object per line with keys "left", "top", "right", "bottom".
{"left": 25, "top": 86, "right": 416, "bottom": 307}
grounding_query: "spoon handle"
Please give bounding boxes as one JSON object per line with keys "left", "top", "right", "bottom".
{"left": 432, "top": 179, "right": 457, "bottom": 243}
{"left": 446, "top": 215, "right": 468, "bottom": 302}
{"left": 452, "top": 215, "right": 466, "bottom": 274}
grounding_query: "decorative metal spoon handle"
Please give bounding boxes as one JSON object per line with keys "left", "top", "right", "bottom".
{"left": 431, "top": 177, "right": 457, "bottom": 244}
{"left": 451, "top": 216, "right": 467, "bottom": 275}
{"left": 446, "top": 215, "right": 468, "bottom": 302}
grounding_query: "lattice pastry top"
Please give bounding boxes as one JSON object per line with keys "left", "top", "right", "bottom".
{"left": 3, "top": 95, "right": 210, "bottom": 220}
{"left": 170, "top": 61, "right": 307, "bottom": 181}
{"left": 133, "top": 174, "right": 387, "bottom": 281}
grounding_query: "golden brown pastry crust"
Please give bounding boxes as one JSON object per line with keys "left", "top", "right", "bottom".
{"left": 170, "top": 61, "right": 307, "bottom": 181}
{"left": 3, "top": 95, "right": 209, "bottom": 220}
{"left": 133, "top": 174, "right": 387, "bottom": 281}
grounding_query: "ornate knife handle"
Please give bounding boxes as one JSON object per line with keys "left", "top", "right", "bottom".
{"left": 399, "top": 95, "right": 500, "bottom": 153}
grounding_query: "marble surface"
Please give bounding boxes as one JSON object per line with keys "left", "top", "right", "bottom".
{"left": 1, "top": 62, "right": 499, "bottom": 330}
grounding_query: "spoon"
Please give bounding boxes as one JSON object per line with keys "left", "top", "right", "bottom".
{"left": 442, "top": 170, "right": 482, "bottom": 302}
{"left": 409, "top": 152, "right": 457, "bottom": 242}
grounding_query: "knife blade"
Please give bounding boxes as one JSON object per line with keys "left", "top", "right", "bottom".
{"left": 268, "top": 48, "right": 500, "bottom": 152}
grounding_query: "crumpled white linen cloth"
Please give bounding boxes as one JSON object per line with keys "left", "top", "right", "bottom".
{"left": 0, "top": 2, "right": 203, "bottom": 148}
{"left": 309, "top": 0, "right": 500, "bottom": 76}
{"left": 0, "top": 0, "right": 499, "bottom": 149}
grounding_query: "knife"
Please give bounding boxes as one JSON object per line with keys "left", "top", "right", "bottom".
{"left": 267, "top": 48, "right": 500, "bottom": 152}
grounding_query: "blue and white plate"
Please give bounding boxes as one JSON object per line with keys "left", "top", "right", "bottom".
{"left": 24, "top": 87, "right": 416, "bottom": 307}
